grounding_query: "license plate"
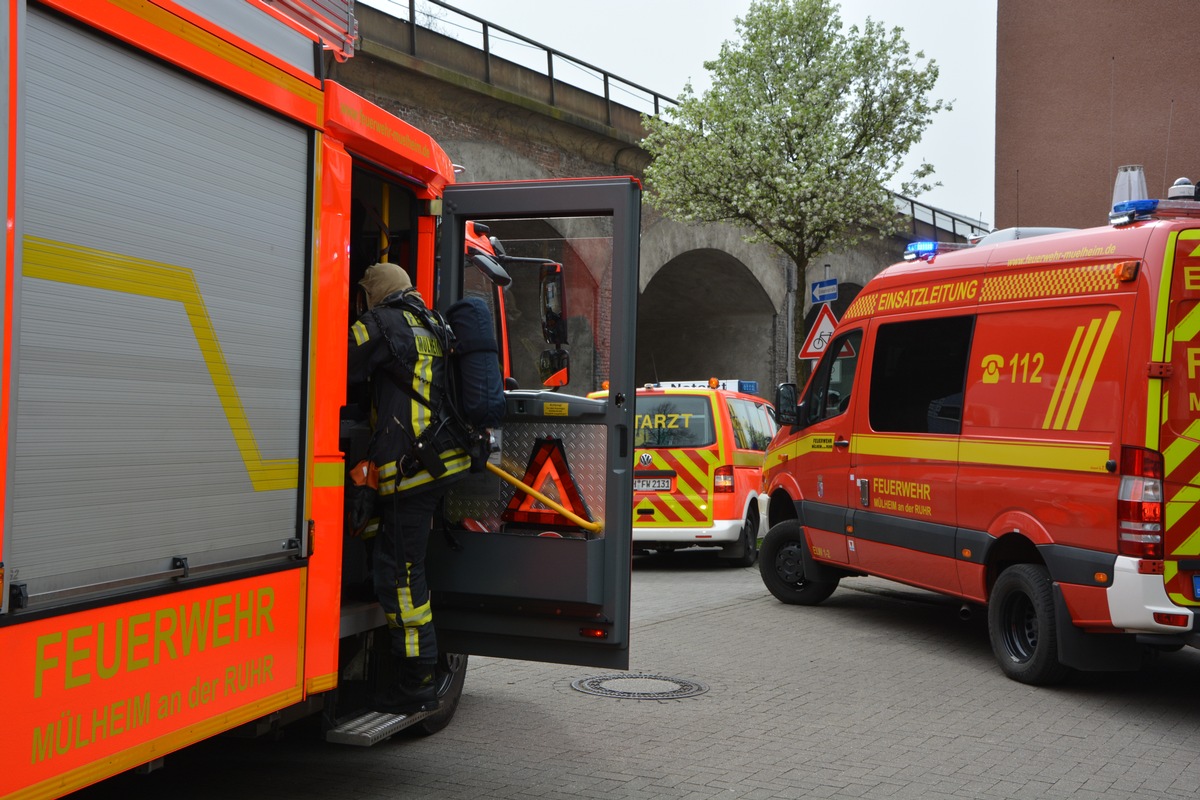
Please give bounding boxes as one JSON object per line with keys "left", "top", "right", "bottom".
{"left": 634, "top": 477, "right": 671, "bottom": 492}
{"left": 1194, "top": 575, "right": 1200, "bottom": 600}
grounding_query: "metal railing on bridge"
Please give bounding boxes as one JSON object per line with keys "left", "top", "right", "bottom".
{"left": 895, "top": 196, "right": 990, "bottom": 242}
{"left": 356, "top": 1, "right": 991, "bottom": 237}
{"left": 358, "top": 0, "right": 679, "bottom": 121}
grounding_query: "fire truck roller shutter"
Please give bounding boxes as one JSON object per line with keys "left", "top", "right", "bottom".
{"left": 15, "top": 9, "right": 309, "bottom": 604}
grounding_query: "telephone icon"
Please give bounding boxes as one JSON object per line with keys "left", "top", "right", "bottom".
{"left": 981, "top": 354, "right": 1004, "bottom": 384}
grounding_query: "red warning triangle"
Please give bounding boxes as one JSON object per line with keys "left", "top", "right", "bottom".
{"left": 799, "top": 303, "right": 839, "bottom": 359}
{"left": 502, "top": 437, "right": 593, "bottom": 530}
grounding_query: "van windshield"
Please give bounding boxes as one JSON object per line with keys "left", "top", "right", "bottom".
{"left": 634, "top": 395, "right": 715, "bottom": 448}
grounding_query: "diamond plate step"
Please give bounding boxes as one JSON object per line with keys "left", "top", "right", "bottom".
{"left": 325, "top": 709, "right": 430, "bottom": 746}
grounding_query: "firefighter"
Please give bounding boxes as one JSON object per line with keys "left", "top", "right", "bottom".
{"left": 348, "top": 262, "right": 471, "bottom": 715}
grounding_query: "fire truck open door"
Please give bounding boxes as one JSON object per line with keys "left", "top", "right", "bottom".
{"left": 429, "top": 178, "right": 639, "bottom": 669}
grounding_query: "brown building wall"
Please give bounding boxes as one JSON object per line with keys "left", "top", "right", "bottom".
{"left": 995, "top": 0, "right": 1200, "bottom": 229}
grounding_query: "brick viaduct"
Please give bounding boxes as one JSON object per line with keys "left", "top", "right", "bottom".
{"left": 330, "top": 4, "right": 981, "bottom": 393}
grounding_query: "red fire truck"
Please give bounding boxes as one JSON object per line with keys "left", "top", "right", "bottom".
{"left": 3, "top": 2, "right": 640, "bottom": 797}
{"left": 760, "top": 185, "right": 1200, "bottom": 685}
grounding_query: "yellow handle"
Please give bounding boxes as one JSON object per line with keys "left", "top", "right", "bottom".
{"left": 485, "top": 461, "right": 603, "bottom": 533}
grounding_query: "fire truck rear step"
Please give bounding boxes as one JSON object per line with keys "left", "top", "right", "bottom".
{"left": 326, "top": 710, "right": 430, "bottom": 746}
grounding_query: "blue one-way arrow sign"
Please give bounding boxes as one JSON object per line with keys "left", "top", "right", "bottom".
{"left": 811, "top": 278, "right": 838, "bottom": 303}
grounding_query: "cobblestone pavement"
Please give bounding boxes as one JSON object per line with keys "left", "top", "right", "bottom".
{"left": 73, "top": 551, "right": 1200, "bottom": 799}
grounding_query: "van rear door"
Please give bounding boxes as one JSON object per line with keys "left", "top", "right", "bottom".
{"left": 1159, "top": 227, "right": 1200, "bottom": 608}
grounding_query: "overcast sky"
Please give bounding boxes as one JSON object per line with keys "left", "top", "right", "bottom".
{"left": 363, "top": 0, "right": 997, "bottom": 226}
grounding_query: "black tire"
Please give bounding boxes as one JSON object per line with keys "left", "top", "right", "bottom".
{"left": 407, "top": 652, "right": 468, "bottom": 736}
{"left": 987, "top": 564, "right": 1070, "bottom": 686}
{"left": 758, "top": 520, "right": 839, "bottom": 605}
{"left": 728, "top": 508, "right": 760, "bottom": 567}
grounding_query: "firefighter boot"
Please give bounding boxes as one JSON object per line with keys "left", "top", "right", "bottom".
{"left": 370, "top": 660, "right": 439, "bottom": 716}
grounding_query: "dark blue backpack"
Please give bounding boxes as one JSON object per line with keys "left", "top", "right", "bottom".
{"left": 446, "top": 297, "right": 506, "bottom": 430}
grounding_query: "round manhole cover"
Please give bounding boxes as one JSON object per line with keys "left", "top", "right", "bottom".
{"left": 570, "top": 673, "right": 708, "bottom": 700}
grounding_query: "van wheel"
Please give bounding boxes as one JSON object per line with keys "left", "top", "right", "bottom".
{"left": 987, "top": 565, "right": 1070, "bottom": 686}
{"left": 407, "top": 652, "right": 468, "bottom": 736}
{"left": 727, "top": 509, "right": 760, "bottom": 567}
{"left": 759, "top": 520, "right": 838, "bottom": 605}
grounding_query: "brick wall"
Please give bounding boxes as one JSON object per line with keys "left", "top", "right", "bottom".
{"left": 995, "top": 0, "right": 1200, "bottom": 229}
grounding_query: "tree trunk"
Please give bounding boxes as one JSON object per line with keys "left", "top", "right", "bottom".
{"left": 792, "top": 256, "right": 813, "bottom": 388}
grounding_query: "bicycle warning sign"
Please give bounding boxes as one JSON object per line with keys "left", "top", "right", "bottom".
{"left": 799, "top": 303, "right": 840, "bottom": 360}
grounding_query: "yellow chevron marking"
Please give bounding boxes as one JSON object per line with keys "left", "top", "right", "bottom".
{"left": 1161, "top": 232, "right": 1200, "bottom": 552}
{"left": 1168, "top": 483, "right": 1200, "bottom": 557}
{"left": 1167, "top": 592, "right": 1200, "bottom": 608}
{"left": 1166, "top": 485, "right": 1200, "bottom": 529}
{"left": 1044, "top": 325, "right": 1084, "bottom": 429}
{"left": 1174, "top": 303, "right": 1200, "bottom": 344}
{"left": 675, "top": 458, "right": 708, "bottom": 488}
{"left": 662, "top": 496, "right": 711, "bottom": 523}
{"left": 1066, "top": 311, "right": 1119, "bottom": 430}
{"left": 23, "top": 236, "right": 297, "bottom": 491}
{"left": 1170, "top": 527, "right": 1200, "bottom": 559}
{"left": 1042, "top": 312, "right": 1119, "bottom": 431}
{"left": 634, "top": 448, "right": 719, "bottom": 525}
{"left": 1052, "top": 319, "right": 1097, "bottom": 429}
{"left": 1163, "top": 419, "right": 1200, "bottom": 476}
{"left": 1151, "top": 232, "right": 1177, "bottom": 366}
{"left": 682, "top": 451, "right": 719, "bottom": 491}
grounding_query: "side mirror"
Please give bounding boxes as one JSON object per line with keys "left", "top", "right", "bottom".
{"left": 468, "top": 252, "right": 512, "bottom": 288}
{"left": 539, "top": 348, "right": 570, "bottom": 388}
{"left": 774, "top": 383, "right": 799, "bottom": 426}
{"left": 539, "top": 261, "right": 568, "bottom": 346}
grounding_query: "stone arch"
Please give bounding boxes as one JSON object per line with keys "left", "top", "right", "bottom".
{"left": 640, "top": 217, "right": 786, "bottom": 313}
{"left": 637, "top": 248, "right": 777, "bottom": 394}
{"left": 637, "top": 217, "right": 787, "bottom": 392}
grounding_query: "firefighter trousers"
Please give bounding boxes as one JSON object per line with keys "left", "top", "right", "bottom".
{"left": 373, "top": 489, "right": 439, "bottom": 664}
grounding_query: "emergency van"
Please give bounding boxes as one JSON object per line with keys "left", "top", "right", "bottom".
{"left": 594, "top": 380, "right": 776, "bottom": 566}
{"left": 760, "top": 184, "right": 1200, "bottom": 685}
{"left": 4, "top": 3, "right": 640, "bottom": 797}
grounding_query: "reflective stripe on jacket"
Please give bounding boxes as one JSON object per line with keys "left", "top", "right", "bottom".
{"left": 347, "top": 292, "right": 469, "bottom": 495}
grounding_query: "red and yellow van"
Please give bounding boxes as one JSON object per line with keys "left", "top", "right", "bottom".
{"left": 759, "top": 187, "right": 1200, "bottom": 684}
{"left": 597, "top": 380, "right": 775, "bottom": 565}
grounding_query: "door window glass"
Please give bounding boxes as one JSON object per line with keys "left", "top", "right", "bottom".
{"left": 727, "top": 398, "right": 777, "bottom": 450}
{"left": 868, "top": 316, "right": 973, "bottom": 434}
{"left": 802, "top": 330, "right": 863, "bottom": 425}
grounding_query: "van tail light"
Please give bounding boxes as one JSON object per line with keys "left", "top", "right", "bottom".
{"left": 1117, "top": 446, "right": 1164, "bottom": 559}
{"left": 714, "top": 466, "right": 734, "bottom": 493}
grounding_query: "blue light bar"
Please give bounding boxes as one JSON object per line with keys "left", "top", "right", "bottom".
{"left": 903, "top": 240, "right": 940, "bottom": 261}
{"left": 1109, "top": 198, "right": 1160, "bottom": 226}
{"left": 1112, "top": 199, "right": 1159, "bottom": 215}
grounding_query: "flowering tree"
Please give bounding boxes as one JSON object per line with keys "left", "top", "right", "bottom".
{"left": 641, "top": 0, "right": 948, "bottom": 361}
